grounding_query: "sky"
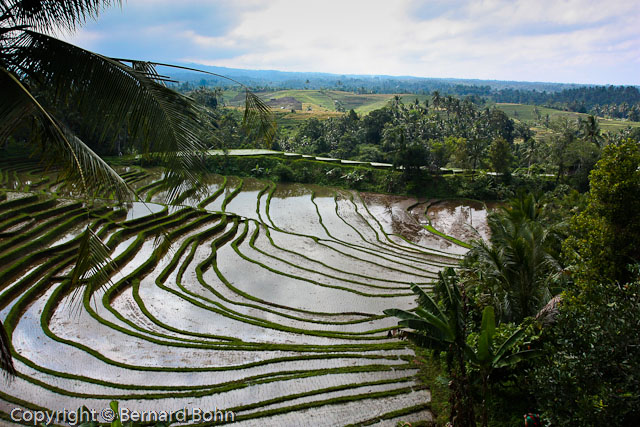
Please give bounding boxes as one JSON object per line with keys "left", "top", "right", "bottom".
{"left": 61, "top": 0, "right": 640, "bottom": 85}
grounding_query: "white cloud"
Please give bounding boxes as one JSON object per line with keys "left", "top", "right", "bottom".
{"left": 63, "top": 0, "right": 640, "bottom": 84}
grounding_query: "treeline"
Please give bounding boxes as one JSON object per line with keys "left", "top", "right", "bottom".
{"left": 491, "top": 85, "right": 640, "bottom": 120}
{"left": 174, "top": 73, "right": 640, "bottom": 120}
{"left": 281, "top": 95, "right": 515, "bottom": 172}
{"left": 274, "top": 94, "right": 640, "bottom": 191}
{"left": 174, "top": 88, "right": 640, "bottom": 193}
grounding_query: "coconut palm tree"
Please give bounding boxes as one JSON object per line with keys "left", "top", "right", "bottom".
{"left": 579, "top": 115, "right": 603, "bottom": 148}
{"left": 0, "top": 0, "right": 273, "bottom": 378}
{"left": 464, "top": 193, "right": 562, "bottom": 323}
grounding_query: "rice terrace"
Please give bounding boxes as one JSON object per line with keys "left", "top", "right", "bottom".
{"left": 0, "top": 154, "right": 487, "bottom": 425}
{"left": 3, "top": 0, "right": 640, "bottom": 425}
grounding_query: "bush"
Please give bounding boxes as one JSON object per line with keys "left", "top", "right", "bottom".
{"left": 272, "top": 163, "right": 295, "bottom": 182}
{"left": 530, "top": 275, "right": 640, "bottom": 425}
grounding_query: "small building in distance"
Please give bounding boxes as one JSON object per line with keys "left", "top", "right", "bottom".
{"left": 266, "top": 96, "right": 302, "bottom": 111}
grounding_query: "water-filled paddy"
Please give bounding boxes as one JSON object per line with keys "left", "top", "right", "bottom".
{"left": 427, "top": 199, "right": 499, "bottom": 243}
{"left": 0, "top": 163, "right": 495, "bottom": 425}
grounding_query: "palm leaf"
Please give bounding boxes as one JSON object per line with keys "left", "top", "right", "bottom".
{"left": 121, "top": 60, "right": 277, "bottom": 148}
{"left": 11, "top": 31, "right": 207, "bottom": 204}
{"left": 69, "top": 224, "right": 117, "bottom": 291}
{"left": 243, "top": 89, "right": 276, "bottom": 147}
{"left": 1, "top": 0, "right": 120, "bottom": 33}
{"left": 0, "top": 67, "right": 35, "bottom": 140}
{"left": 0, "top": 66, "right": 133, "bottom": 200}
{"left": 0, "top": 318, "right": 16, "bottom": 379}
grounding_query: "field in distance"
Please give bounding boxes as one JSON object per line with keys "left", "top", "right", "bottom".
{"left": 495, "top": 103, "right": 640, "bottom": 132}
{"left": 221, "top": 89, "right": 640, "bottom": 133}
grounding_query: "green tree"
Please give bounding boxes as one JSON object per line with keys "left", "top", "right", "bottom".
{"left": 530, "top": 140, "right": 640, "bottom": 425}
{"left": 464, "top": 193, "right": 562, "bottom": 323}
{"left": 385, "top": 270, "right": 476, "bottom": 426}
{"left": 488, "top": 137, "right": 513, "bottom": 177}
{"left": 549, "top": 118, "right": 578, "bottom": 183}
{"left": 532, "top": 272, "right": 640, "bottom": 425}
{"left": 457, "top": 137, "right": 487, "bottom": 176}
{"left": 385, "top": 271, "right": 535, "bottom": 427}
{"left": 430, "top": 136, "right": 458, "bottom": 169}
{"left": 579, "top": 115, "right": 603, "bottom": 148}
{"left": 563, "top": 139, "right": 640, "bottom": 285}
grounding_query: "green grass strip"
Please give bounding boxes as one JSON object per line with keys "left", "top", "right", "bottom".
{"left": 422, "top": 224, "right": 472, "bottom": 249}
{"left": 220, "top": 177, "right": 243, "bottom": 212}
{"left": 197, "top": 175, "right": 227, "bottom": 209}
{"left": 343, "top": 402, "right": 432, "bottom": 426}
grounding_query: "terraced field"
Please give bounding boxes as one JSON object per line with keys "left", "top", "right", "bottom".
{"left": 0, "top": 157, "right": 482, "bottom": 426}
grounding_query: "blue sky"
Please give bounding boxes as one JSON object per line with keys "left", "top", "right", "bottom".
{"left": 62, "top": 0, "right": 640, "bottom": 85}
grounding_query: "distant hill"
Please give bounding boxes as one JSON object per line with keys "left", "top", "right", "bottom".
{"left": 160, "top": 63, "right": 588, "bottom": 94}
{"left": 166, "top": 63, "right": 640, "bottom": 120}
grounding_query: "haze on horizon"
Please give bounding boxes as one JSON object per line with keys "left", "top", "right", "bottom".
{"left": 62, "top": 0, "right": 640, "bottom": 86}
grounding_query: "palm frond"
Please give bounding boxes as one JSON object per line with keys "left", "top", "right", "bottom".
{"left": 1, "top": 0, "right": 120, "bottom": 34}
{"left": 112, "top": 59, "right": 277, "bottom": 149}
{"left": 0, "top": 66, "right": 34, "bottom": 140}
{"left": 0, "top": 319, "right": 16, "bottom": 379}
{"left": 0, "top": 66, "right": 133, "bottom": 201}
{"left": 69, "top": 225, "right": 117, "bottom": 291}
{"left": 243, "top": 89, "right": 276, "bottom": 147}
{"left": 12, "top": 31, "right": 208, "bottom": 204}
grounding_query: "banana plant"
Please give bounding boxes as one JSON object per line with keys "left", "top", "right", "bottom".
{"left": 385, "top": 268, "right": 477, "bottom": 426}
{"left": 469, "top": 306, "right": 538, "bottom": 427}
{"left": 385, "top": 268, "right": 538, "bottom": 427}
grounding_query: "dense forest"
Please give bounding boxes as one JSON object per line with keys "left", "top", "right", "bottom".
{"left": 491, "top": 85, "right": 640, "bottom": 120}
{"left": 178, "top": 88, "right": 639, "bottom": 194}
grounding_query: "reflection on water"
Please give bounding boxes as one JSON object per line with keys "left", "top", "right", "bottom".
{"left": 2, "top": 166, "right": 502, "bottom": 421}
{"left": 427, "top": 200, "right": 500, "bottom": 242}
{"left": 125, "top": 201, "right": 165, "bottom": 221}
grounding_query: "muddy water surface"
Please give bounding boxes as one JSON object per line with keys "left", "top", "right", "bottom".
{"left": 427, "top": 199, "right": 500, "bottom": 243}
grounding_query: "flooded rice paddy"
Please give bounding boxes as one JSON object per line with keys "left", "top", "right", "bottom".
{"left": 0, "top": 158, "right": 492, "bottom": 425}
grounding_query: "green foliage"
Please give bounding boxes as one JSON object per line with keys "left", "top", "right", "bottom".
{"left": 412, "top": 348, "right": 451, "bottom": 426}
{"left": 488, "top": 137, "right": 513, "bottom": 177}
{"left": 0, "top": 318, "right": 14, "bottom": 378}
{"left": 530, "top": 276, "right": 640, "bottom": 425}
{"left": 385, "top": 270, "right": 477, "bottom": 425}
{"left": 386, "top": 270, "right": 537, "bottom": 426}
{"left": 563, "top": 139, "right": 640, "bottom": 285}
{"left": 464, "top": 192, "right": 563, "bottom": 323}
{"left": 284, "top": 95, "right": 517, "bottom": 173}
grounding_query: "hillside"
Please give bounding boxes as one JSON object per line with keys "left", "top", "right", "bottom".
{"left": 220, "top": 89, "right": 640, "bottom": 132}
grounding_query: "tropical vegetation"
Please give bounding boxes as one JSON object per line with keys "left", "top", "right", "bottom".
{"left": 386, "top": 139, "right": 640, "bottom": 425}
